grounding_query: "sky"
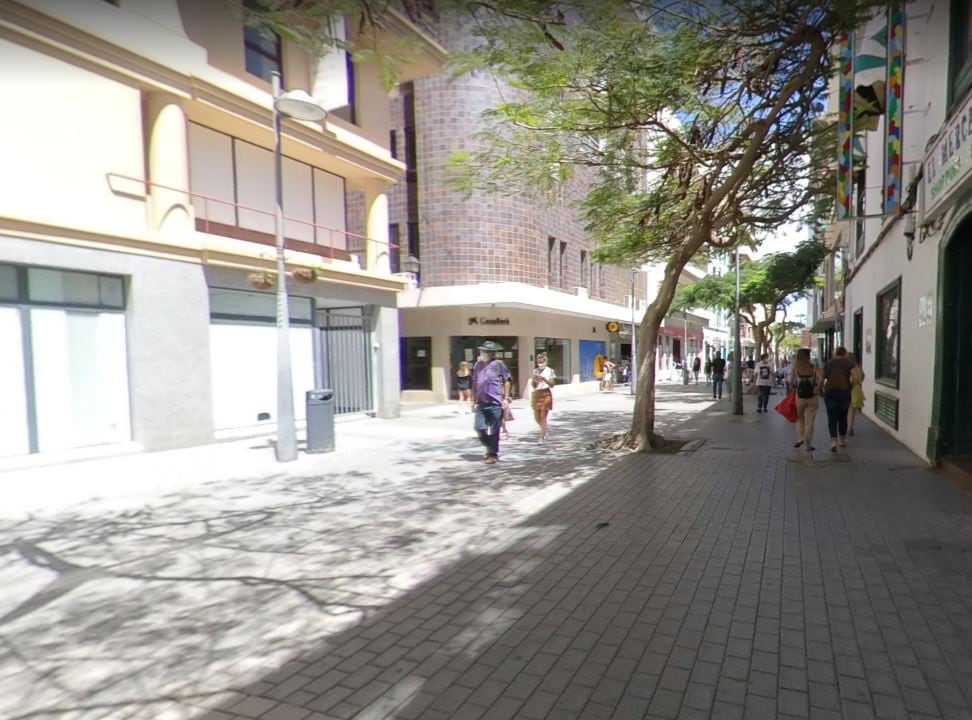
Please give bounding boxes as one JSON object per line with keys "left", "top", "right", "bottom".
{"left": 755, "top": 221, "right": 811, "bottom": 326}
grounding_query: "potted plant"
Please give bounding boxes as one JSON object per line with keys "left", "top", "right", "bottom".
{"left": 292, "top": 267, "right": 317, "bottom": 284}
{"left": 246, "top": 271, "right": 275, "bottom": 290}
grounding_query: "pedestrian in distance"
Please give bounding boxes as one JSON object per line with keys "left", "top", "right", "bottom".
{"left": 530, "top": 352, "right": 556, "bottom": 444}
{"left": 823, "top": 346, "right": 855, "bottom": 451}
{"left": 472, "top": 340, "right": 512, "bottom": 465}
{"left": 455, "top": 361, "right": 472, "bottom": 414}
{"left": 692, "top": 355, "right": 701, "bottom": 384}
{"left": 847, "top": 352, "right": 866, "bottom": 436}
{"left": 704, "top": 356, "right": 713, "bottom": 385}
{"left": 710, "top": 352, "right": 727, "bottom": 399}
{"left": 789, "top": 347, "right": 822, "bottom": 451}
{"left": 601, "top": 359, "right": 616, "bottom": 391}
{"left": 746, "top": 356, "right": 757, "bottom": 394}
{"left": 755, "top": 352, "right": 774, "bottom": 413}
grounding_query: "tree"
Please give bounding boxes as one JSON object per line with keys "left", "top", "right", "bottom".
{"left": 246, "top": 0, "right": 881, "bottom": 450}
{"left": 674, "top": 240, "right": 826, "bottom": 358}
{"left": 445, "top": 1, "right": 881, "bottom": 449}
{"left": 770, "top": 319, "right": 806, "bottom": 358}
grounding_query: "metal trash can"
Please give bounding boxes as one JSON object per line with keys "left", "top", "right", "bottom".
{"left": 306, "top": 389, "right": 335, "bottom": 453}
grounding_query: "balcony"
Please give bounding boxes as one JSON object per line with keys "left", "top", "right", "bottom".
{"left": 107, "top": 173, "right": 396, "bottom": 274}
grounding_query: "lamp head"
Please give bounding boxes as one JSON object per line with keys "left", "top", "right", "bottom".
{"left": 274, "top": 90, "right": 327, "bottom": 122}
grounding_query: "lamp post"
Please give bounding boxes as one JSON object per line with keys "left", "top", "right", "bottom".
{"left": 630, "top": 269, "right": 637, "bottom": 395}
{"left": 271, "top": 71, "right": 327, "bottom": 462}
{"left": 732, "top": 247, "right": 743, "bottom": 415}
{"left": 682, "top": 312, "right": 690, "bottom": 385}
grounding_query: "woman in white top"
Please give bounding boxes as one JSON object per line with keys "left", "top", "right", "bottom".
{"left": 530, "top": 352, "right": 556, "bottom": 444}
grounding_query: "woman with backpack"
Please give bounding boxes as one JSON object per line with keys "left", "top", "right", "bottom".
{"left": 788, "top": 347, "right": 822, "bottom": 451}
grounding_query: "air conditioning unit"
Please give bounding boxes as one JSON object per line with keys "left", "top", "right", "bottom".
{"left": 576, "top": 286, "right": 589, "bottom": 298}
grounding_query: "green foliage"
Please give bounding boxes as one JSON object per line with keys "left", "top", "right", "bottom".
{"left": 673, "top": 240, "right": 827, "bottom": 316}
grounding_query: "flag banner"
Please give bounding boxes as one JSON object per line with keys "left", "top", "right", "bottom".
{"left": 837, "top": 33, "right": 854, "bottom": 220}
{"left": 885, "top": 4, "right": 904, "bottom": 214}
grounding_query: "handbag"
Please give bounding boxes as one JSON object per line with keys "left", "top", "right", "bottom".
{"left": 503, "top": 405, "right": 514, "bottom": 422}
{"left": 774, "top": 391, "right": 798, "bottom": 423}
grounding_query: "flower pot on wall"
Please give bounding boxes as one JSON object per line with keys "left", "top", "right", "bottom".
{"left": 247, "top": 271, "right": 275, "bottom": 290}
{"left": 292, "top": 267, "right": 317, "bottom": 284}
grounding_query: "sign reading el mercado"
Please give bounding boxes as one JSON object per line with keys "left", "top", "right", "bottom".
{"left": 924, "top": 91, "right": 972, "bottom": 219}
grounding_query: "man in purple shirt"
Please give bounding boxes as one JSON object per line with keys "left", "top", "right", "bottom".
{"left": 472, "top": 340, "right": 512, "bottom": 464}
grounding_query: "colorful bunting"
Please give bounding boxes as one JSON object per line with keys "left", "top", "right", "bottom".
{"left": 837, "top": 33, "right": 854, "bottom": 221}
{"left": 885, "top": 4, "right": 904, "bottom": 215}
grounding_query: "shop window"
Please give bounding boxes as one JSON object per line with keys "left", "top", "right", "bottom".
{"left": 26, "top": 267, "right": 124, "bottom": 309}
{"left": 209, "top": 287, "right": 313, "bottom": 324}
{"left": 0, "top": 263, "right": 18, "bottom": 300}
{"left": 534, "top": 337, "right": 570, "bottom": 384}
{"left": 401, "top": 336, "right": 432, "bottom": 390}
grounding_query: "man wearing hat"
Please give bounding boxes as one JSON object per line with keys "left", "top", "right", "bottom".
{"left": 472, "top": 340, "right": 512, "bottom": 464}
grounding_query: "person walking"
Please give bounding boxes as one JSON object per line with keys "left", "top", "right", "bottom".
{"left": 601, "top": 358, "right": 616, "bottom": 391}
{"left": 704, "top": 356, "right": 713, "bottom": 385}
{"left": 848, "top": 352, "right": 866, "bottom": 436}
{"left": 754, "top": 352, "right": 774, "bottom": 413}
{"left": 823, "top": 346, "right": 855, "bottom": 452}
{"left": 472, "top": 340, "right": 512, "bottom": 464}
{"left": 530, "top": 352, "right": 556, "bottom": 444}
{"left": 789, "top": 347, "right": 822, "bottom": 451}
{"left": 455, "top": 361, "right": 472, "bottom": 414}
{"left": 710, "top": 352, "right": 727, "bottom": 399}
{"left": 692, "top": 356, "right": 701, "bottom": 384}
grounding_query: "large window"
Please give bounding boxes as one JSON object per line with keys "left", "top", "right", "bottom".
{"left": 0, "top": 263, "right": 130, "bottom": 455}
{"left": 534, "top": 337, "right": 570, "bottom": 384}
{"left": 187, "top": 123, "right": 347, "bottom": 249}
{"left": 401, "top": 337, "right": 433, "bottom": 390}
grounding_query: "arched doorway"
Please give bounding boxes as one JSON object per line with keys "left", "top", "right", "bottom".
{"left": 937, "top": 216, "right": 972, "bottom": 462}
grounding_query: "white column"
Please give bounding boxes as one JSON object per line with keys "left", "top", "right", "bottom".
{"left": 370, "top": 305, "right": 401, "bottom": 418}
{"left": 145, "top": 92, "right": 191, "bottom": 234}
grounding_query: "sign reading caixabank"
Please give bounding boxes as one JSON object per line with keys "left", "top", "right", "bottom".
{"left": 467, "top": 316, "right": 510, "bottom": 326}
{"left": 924, "top": 91, "right": 972, "bottom": 219}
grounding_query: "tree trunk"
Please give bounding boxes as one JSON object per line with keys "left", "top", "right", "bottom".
{"left": 624, "top": 244, "right": 702, "bottom": 451}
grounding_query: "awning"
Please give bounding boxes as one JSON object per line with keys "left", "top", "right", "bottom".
{"left": 809, "top": 317, "right": 836, "bottom": 334}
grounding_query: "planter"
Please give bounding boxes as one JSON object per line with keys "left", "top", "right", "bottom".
{"left": 292, "top": 267, "right": 318, "bottom": 284}
{"left": 247, "top": 271, "right": 275, "bottom": 290}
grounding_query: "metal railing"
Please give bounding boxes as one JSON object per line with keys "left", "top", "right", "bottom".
{"left": 106, "top": 173, "right": 397, "bottom": 269}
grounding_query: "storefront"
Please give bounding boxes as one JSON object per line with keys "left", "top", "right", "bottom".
{"left": 398, "top": 288, "right": 635, "bottom": 403}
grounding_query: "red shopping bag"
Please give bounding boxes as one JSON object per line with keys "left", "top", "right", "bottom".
{"left": 774, "top": 392, "right": 798, "bottom": 423}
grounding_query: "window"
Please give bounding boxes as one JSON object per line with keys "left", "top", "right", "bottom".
{"left": 389, "top": 223, "right": 401, "bottom": 274}
{"left": 559, "top": 241, "right": 567, "bottom": 289}
{"left": 534, "top": 337, "right": 570, "bottom": 384}
{"left": 400, "top": 337, "right": 433, "bottom": 390}
{"left": 952, "top": 0, "right": 972, "bottom": 104}
{"left": 875, "top": 277, "right": 901, "bottom": 387}
{"left": 580, "top": 250, "right": 588, "bottom": 287}
{"left": 23, "top": 267, "right": 125, "bottom": 309}
{"left": 243, "top": 7, "right": 282, "bottom": 83}
{"left": 854, "top": 166, "right": 866, "bottom": 256}
{"left": 547, "top": 236, "right": 556, "bottom": 287}
{"left": 389, "top": 129, "right": 398, "bottom": 159}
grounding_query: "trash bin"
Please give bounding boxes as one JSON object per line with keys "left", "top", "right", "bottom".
{"left": 306, "top": 389, "right": 335, "bottom": 453}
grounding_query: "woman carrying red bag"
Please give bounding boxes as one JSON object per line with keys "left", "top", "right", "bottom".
{"left": 787, "top": 348, "right": 823, "bottom": 451}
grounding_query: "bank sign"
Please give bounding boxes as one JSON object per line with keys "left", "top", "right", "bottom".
{"left": 924, "top": 91, "right": 972, "bottom": 219}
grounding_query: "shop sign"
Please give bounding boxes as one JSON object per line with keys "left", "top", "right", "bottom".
{"left": 468, "top": 316, "right": 510, "bottom": 326}
{"left": 924, "top": 90, "right": 972, "bottom": 219}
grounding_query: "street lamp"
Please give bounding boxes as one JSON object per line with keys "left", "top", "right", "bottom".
{"left": 630, "top": 269, "right": 637, "bottom": 395}
{"left": 402, "top": 254, "right": 421, "bottom": 286}
{"left": 271, "top": 71, "right": 327, "bottom": 462}
{"left": 732, "top": 247, "right": 743, "bottom": 415}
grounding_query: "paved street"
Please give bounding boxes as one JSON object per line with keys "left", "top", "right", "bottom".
{"left": 3, "top": 383, "right": 972, "bottom": 720}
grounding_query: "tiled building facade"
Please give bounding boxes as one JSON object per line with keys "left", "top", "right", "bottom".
{"left": 391, "top": 22, "right": 643, "bottom": 402}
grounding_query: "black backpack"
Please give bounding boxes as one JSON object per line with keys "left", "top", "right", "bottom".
{"left": 795, "top": 369, "right": 816, "bottom": 399}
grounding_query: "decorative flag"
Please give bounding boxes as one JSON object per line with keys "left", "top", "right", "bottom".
{"left": 837, "top": 33, "right": 854, "bottom": 221}
{"left": 885, "top": 4, "right": 904, "bottom": 214}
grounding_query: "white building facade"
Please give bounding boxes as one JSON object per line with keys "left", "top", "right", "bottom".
{"left": 830, "top": 1, "right": 971, "bottom": 467}
{"left": 0, "top": 0, "right": 445, "bottom": 461}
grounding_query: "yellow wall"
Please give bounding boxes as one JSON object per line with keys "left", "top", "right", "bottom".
{"left": 0, "top": 40, "right": 147, "bottom": 236}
